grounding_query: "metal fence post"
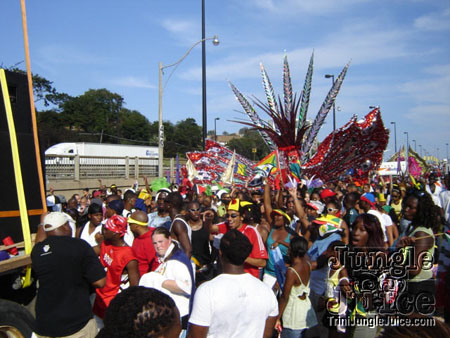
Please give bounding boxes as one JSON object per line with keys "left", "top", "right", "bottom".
{"left": 74, "top": 155, "right": 80, "bottom": 181}
{"left": 134, "top": 157, "right": 139, "bottom": 178}
{"left": 125, "top": 156, "right": 129, "bottom": 179}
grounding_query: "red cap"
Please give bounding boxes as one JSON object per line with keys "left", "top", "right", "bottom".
{"left": 320, "top": 189, "right": 336, "bottom": 200}
{"left": 105, "top": 215, "right": 128, "bottom": 236}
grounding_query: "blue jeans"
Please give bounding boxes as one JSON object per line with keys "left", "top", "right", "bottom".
{"left": 281, "top": 328, "right": 305, "bottom": 338}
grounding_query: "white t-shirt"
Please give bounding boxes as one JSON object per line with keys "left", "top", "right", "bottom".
{"left": 189, "top": 273, "right": 278, "bottom": 338}
{"left": 139, "top": 243, "right": 192, "bottom": 317}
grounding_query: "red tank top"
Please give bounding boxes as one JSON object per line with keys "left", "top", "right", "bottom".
{"left": 93, "top": 242, "right": 136, "bottom": 318}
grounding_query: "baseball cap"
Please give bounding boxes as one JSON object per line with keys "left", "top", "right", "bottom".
{"left": 320, "top": 189, "right": 336, "bottom": 200}
{"left": 361, "top": 193, "right": 376, "bottom": 207}
{"left": 42, "top": 212, "right": 70, "bottom": 232}
{"left": 271, "top": 209, "right": 292, "bottom": 223}
{"left": 104, "top": 215, "right": 128, "bottom": 236}
{"left": 107, "top": 199, "right": 124, "bottom": 215}
{"left": 228, "top": 199, "right": 241, "bottom": 212}
{"left": 306, "top": 200, "right": 325, "bottom": 214}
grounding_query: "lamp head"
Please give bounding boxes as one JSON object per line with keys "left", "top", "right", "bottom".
{"left": 324, "top": 74, "right": 333, "bottom": 79}
{"left": 212, "top": 36, "right": 220, "bottom": 46}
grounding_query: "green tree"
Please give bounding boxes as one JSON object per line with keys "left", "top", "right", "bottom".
{"left": 227, "top": 128, "right": 269, "bottom": 160}
{"left": 60, "top": 89, "right": 124, "bottom": 143}
{"left": 7, "top": 67, "right": 72, "bottom": 108}
{"left": 119, "top": 108, "right": 153, "bottom": 144}
{"left": 165, "top": 118, "right": 202, "bottom": 157}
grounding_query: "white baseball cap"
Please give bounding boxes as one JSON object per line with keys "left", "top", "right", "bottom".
{"left": 42, "top": 212, "right": 70, "bottom": 232}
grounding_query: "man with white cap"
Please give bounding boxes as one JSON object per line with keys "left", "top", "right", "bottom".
{"left": 31, "top": 212, "right": 106, "bottom": 338}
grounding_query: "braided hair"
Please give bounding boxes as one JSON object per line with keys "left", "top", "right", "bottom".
{"left": 97, "top": 286, "right": 180, "bottom": 338}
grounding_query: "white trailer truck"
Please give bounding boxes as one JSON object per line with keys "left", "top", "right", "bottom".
{"left": 45, "top": 142, "right": 159, "bottom": 158}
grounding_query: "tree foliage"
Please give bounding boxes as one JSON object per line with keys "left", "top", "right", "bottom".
{"left": 227, "top": 128, "right": 270, "bottom": 160}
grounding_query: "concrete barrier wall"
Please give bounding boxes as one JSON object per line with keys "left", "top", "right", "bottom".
{"left": 46, "top": 178, "right": 147, "bottom": 200}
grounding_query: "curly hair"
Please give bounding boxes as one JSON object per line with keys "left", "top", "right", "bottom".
{"left": 402, "top": 189, "right": 440, "bottom": 231}
{"left": 97, "top": 286, "right": 179, "bottom": 338}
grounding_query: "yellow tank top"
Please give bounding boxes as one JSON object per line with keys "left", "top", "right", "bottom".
{"left": 409, "top": 226, "right": 434, "bottom": 282}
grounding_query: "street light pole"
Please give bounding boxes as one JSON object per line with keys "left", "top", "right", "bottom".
{"left": 158, "top": 62, "right": 164, "bottom": 178}
{"left": 214, "top": 117, "right": 220, "bottom": 141}
{"left": 158, "top": 36, "right": 219, "bottom": 178}
{"left": 412, "top": 139, "right": 416, "bottom": 152}
{"left": 419, "top": 144, "right": 422, "bottom": 157}
{"left": 202, "top": 0, "right": 207, "bottom": 150}
{"left": 324, "top": 74, "right": 336, "bottom": 130}
{"left": 390, "top": 122, "right": 397, "bottom": 154}
{"left": 446, "top": 143, "right": 449, "bottom": 160}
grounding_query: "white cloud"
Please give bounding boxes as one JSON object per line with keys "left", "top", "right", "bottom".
{"left": 246, "top": 0, "right": 370, "bottom": 15}
{"left": 400, "top": 64, "right": 450, "bottom": 105}
{"left": 180, "top": 20, "right": 410, "bottom": 82}
{"left": 414, "top": 9, "right": 450, "bottom": 31}
{"left": 109, "top": 76, "right": 156, "bottom": 89}
{"left": 160, "top": 18, "right": 199, "bottom": 46}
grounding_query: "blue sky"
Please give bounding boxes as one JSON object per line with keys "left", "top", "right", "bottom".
{"left": 1, "top": 0, "right": 449, "bottom": 161}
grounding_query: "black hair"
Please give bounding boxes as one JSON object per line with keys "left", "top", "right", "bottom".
{"left": 187, "top": 200, "right": 200, "bottom": 209}
{"left": 97, "top": 286, "right": 179, "bottom": 338}
{"left": 326, "top": 198, "right": 341, "bottom": 212}
{"left": 124, "top": 190, "right": 137, "bottom": 202}
{"left": 403, "top": 189, "right": 440, "bottom": 231}
{"left": 220, "top": 229, "right": 252, "bottom": 265}
{"left": 166, "top": 192, "right": 183, "bottom": 210}
{"left": 240, "top": 201, "right": 260, "bottom": 224}
{"left": 88, "top": 203, "right": 103, "bottom": 215}
{"left": 65, "top": 208, "right": 79, "bottom": 223}
{"left": 290, "top": 236, "right": 308, "bottom": 258}
{"left": 344, "top": 191, "right": 360, "bottom": 204}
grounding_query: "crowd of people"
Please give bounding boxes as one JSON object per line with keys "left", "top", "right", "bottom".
{"left": 30, "top": 171, "right": 450, "bottom": 338}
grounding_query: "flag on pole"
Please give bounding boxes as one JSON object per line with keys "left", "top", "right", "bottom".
{"left": 222, "top": 151, "right": 236, "bottom": 185}
{"left": 235, "top": 163, "right": 248, "bottom": 176}
{"left": 186, "top": 158, "right": 198, "bottom": 182}
{"left": 253, "top": 150, "right": 280, "bottom": 173}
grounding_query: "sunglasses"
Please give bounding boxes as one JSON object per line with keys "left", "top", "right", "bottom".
{"left": 327, "top": 208, "right": 338, "bottom": 213}
{"left": 189, "top": 208, "right": 201, "bottom": 212}
{"left": 225, "top": 213, "right": 239, "bottom": 219}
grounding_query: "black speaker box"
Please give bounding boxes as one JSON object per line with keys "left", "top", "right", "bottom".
{"left": 0, "top": 70, "right": 44, "bottom": 242}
